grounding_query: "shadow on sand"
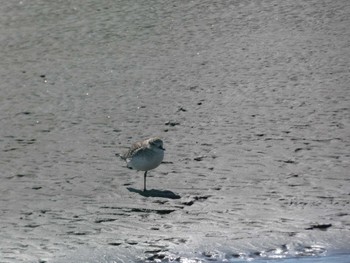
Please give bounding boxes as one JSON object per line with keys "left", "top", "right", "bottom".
{"left": 127, "top": 187, "right": 181, "bottom": 199}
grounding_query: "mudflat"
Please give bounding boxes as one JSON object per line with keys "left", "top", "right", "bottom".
{"left": 0, "top": 1, "right": 349, "bottom": 262}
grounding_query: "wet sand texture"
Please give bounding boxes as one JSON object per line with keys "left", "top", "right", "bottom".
{"left": 0, "top": 0, "right": 349, "bottom": 262}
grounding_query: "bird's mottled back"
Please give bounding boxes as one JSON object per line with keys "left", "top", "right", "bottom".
{"left": 121, "top": 137, "right": 164, "bottom": 160}
{"left": 121, "top": 140, "right": 144, "bottom": 160}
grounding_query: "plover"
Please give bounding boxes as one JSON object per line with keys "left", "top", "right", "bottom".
{"left": 119, "top": 137, "right": 165, "bottom": 191}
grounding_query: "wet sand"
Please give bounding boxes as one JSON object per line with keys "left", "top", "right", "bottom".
{"left": 0, "top": 0, "right": 349, "bottom": 262}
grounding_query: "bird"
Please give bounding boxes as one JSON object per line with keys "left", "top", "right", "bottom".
{"left": 119, "top": 137, "right": 165, "bottom": 191}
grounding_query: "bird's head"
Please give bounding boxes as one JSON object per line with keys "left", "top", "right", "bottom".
{"left": 149, "top": 137, "right": 165, "bottom": 151}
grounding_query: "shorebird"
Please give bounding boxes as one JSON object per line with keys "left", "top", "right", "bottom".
{"left": 119, "top": 137, "right": 165, "bottom": 191}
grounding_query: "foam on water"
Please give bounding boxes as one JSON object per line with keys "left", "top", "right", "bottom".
{"left": 50, "top": 245, "right": 350, "bottom": 263}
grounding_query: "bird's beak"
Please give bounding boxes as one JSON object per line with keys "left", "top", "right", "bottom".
{"left": 161, "top": 146, "right": 165, "bottom": 151}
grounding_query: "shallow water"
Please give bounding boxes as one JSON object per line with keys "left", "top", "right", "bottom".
{"left": 230, "top": 254, "right": 350, "bottom": 263}
{"left": 51, "top": 248, "right": 350, "bottom": 263}
{"left": 264, "top": 254, "right": 350, "bottom": 263}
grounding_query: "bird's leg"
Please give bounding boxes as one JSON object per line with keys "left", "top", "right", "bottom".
{"left": 143, "top": 171, "right": 147, "bottom": 192}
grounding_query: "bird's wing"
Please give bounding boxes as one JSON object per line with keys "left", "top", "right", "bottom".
{"left": 121, "top": 141, "right": 146, "bottom": 160}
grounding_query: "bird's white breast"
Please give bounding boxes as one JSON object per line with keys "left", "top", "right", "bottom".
{"left": 127, "top": 149, "right": 164, "bottom": 171}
